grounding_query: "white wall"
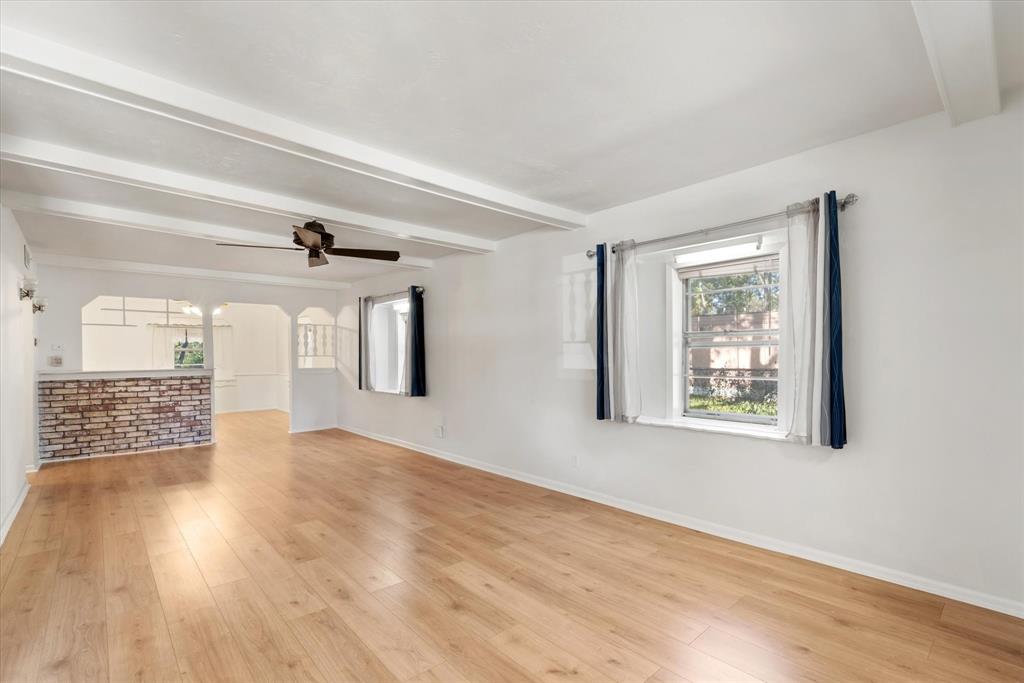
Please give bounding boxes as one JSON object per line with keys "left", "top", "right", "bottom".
{"left": 35, "top": 265, "right": 339, "bottom": 433}
{"left": 215, "top": 303, "right": 291, "bottom": 414}
{"left": 82, "top": 296, "right": 163, "bottom": 371}
{"left": 0, "top": 207, "right": 37, "bottom": 542}
{"left": 336, "top": 92, "right": 1024, "bottom": 614}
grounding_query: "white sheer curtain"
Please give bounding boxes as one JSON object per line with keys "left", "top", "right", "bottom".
{"left": 609, "top": 240, "right": 643, "bottom": 422}
{"left": 811, "top": 197, "right": 831, "bottom": 446}
{"left": 781, "top": 198, "right": 826, "bottom": 443}
{"left": 359, "top": 296, "right": 375, "bottom": 391}
{"left": 149, "top": 326, "right": 175, "bottom": 369}
{"left": 148, "top": 325, "right": 233, "bottom": 378}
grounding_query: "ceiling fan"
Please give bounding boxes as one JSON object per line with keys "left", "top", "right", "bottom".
{"left": 216, "top": 219, "right": 400, "bottom": 268}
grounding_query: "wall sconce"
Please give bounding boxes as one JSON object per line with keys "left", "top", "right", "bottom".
{"left": 19, "top": 277, "right": 38, "bottom": 301}
{"left": 32, "top": 297, "right": 48, "bottom": 314}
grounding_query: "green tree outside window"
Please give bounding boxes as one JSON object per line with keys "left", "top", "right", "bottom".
{"left": 173, "top": 340, "right": 204, "bottom": 368}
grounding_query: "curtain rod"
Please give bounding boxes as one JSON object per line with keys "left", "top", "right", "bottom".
{"left": 586, "top": 193, "right": 857, "bottom": 258}
{"left": 364, "top": 286, "right": 424, "bottom": 300}
{"left": 146, "top": 323, "right": 231, "bottom": 328}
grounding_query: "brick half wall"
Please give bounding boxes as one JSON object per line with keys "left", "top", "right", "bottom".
{"left": 38, "top": 374, "right": 213, "bottom": 460}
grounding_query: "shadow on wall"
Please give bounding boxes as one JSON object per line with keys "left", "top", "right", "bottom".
{"left": 337, "top": 303, "right": 359, "bottom": 387}
{"left": 560, "top": 252, "right": 597, "bottom": 374}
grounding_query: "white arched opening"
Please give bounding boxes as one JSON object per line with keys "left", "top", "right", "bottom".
{"left": 296, "top": 306, "right": 335, "bottom": 369}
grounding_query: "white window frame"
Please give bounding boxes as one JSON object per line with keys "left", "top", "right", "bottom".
{"left": 677, "top": 253, "right": 781, "bottom": 428}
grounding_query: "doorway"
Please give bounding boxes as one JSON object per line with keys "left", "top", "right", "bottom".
{"left": 213, "top": 303, "right": 291, "bottom": 421}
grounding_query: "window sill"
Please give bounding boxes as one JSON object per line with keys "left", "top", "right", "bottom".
{"left": 295, "top": 367, "right": 336, "bottom": 375}
{"left": 634, "top": 415, "right": 791, "bottom": 442}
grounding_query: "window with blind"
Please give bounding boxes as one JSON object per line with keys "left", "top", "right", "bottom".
{"left": 678, "top": 255, "right": 780, "bottom": 425}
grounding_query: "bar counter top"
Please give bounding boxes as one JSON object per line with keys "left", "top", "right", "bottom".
{"left": 37, "top": 368, "right": 213, "bottom": 382}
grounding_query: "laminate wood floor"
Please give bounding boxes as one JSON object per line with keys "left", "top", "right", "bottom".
{"left": 1, "top": 410, "right": 1021, "bottom": 682}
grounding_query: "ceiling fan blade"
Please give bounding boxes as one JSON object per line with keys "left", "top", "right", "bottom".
{"left": 324, "top": 248, "right": 401, "bottom": 261}
{"left": 293, "top": 226, "right": 322, "bottom": 250}
{"left": 216, "top": 243, "right": 304, "bottom": 251}
{"left": 308, "top": 249, "right": 329, "bottom": 268}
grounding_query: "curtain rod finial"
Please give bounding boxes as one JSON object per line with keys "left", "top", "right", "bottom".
{"left": 839, "top": 193, "right": 858, "bottom": 211}
{"left": 586, "top": 249, "right": 597, "bottom": 258}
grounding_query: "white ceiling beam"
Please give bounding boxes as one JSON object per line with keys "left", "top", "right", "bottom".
{"left": 911, "top": 0, "right": 1001, "bottom": 126}
{"left": 33, "top": 252, "right": 352, "bottom": 290}
{"left": 0, "top": 26, "right": 586, "bottom": 231}
{"left": 0, "top": 134, "right": 495, "bottom": 254}
{"left": 0, "top": 191, "right": 434, "bottom": 271}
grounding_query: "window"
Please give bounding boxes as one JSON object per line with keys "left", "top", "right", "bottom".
{"left": 173, "top": 332, "right": 204, "bottom": 368}
{"left": 364, "top": 293, "right": 410, "bottom": 393}
{"left": 359, "top": 287, "right": 426, "bottom": 397}
{"left": 631, "top": 208, "right": 828, "bottom": 441}
{"left": 679, "top": 255, "right": 780, "bottom": 425}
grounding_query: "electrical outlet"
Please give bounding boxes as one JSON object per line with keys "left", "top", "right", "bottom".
{"left": 434, "top": 425, "right": 446, "bottom": 439}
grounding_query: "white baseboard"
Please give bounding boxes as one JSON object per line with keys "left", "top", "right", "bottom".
{"left": 217, "top": 406, "right": 289, "bottom": 415}
{"left": 0, "top": 481, "right": 30, "bottom": 547}
{"left": 337, "top": 423, "right": 1024, "bottom": 619}
{"left": 289, "top": 422, "right": 338, "bottom": 434}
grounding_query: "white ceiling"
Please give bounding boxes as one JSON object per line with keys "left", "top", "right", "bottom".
{"left": 2, "top": 0, "right": 946, "bottom": 211}
{"left": 0, "top": 163, "right": 461, "bottom": 262}
{"left": 0, "top": 72, "right": 552, "bottom": 240}
{"left": 17, "top": 213, "right": 399, "bottom": 284}
{"left": 1, "top": 1, "right": 1020, "bottom": 284}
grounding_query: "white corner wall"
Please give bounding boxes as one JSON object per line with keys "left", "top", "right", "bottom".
{"left": 0, "top": 207, "right": 37, "bottom": 542}
{"left": 336, "top": 91, "right": 1024, "bottom": 615}
{"left": 34, "top": 265, "right": 340, "bottom": 434}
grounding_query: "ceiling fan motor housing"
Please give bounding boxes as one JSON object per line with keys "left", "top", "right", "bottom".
{"left": 292, "top": 220, "right": 335, "bottom": 249}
